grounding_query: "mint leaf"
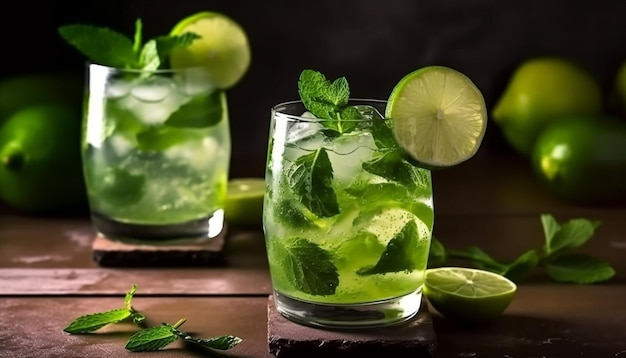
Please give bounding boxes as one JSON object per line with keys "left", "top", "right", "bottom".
{"left": 59, "top": 18, "right": 200, "bottom": 71}
{"left": 287, "top": 148, "right": 339, "bottom": 218}
{"left": 136, "top": 127, "right": 191, "bottom": 151}
{"left": 273, "top": 200, "right": 316, "bottom": 228}
{"left": 125, "top": 324, "right": 178, "bottom": 352}
{"left": 132, "top": 18, "right": 142, "bottom": 54}
{"left": 545, "top": 253, "right": 615, "bottom": 284}
{"left": 63, "top": 308, "right": 131, "bottom": 334}
{"left": 164, "top": 91, "right": 224, "bottom": 128}
{"left": 362, "top": 150, "right": 423, "bottom": 188}
{"left": 59, "top": 24, "right": 137, "bottom": 68}
{"left": 99, "top": 168, "right": 146, "bottom": 206}
{"left": 64, "top": 284, "right": 142, "bottom": 334}
{"left": 427, "top": 237, "right": 446, "bottom": 268}
{"left": 447, "top": 246, "right": 508, "bottom": 273}
{"left": 297, "top": 69, "right": 361, "bottom": 132}
{"left": 138, "top": 39, "right": 160, "bottom": 71}
{"left": 173, "top": 329, "right": 242, "bottom": 350}
{"left": 346, "top": 182, "right": 433, "bottom": 227}
{"left": 273, "top": 237, "right": 338, "bottom": 295}
{"left": 542, "top": 214, "right": 601, "bottom": 257}
{"left": 358, "top": 220, "right": 420, "bottom": 275}
{"left": 502, "top": 249, "right": 539, "bottom": 283}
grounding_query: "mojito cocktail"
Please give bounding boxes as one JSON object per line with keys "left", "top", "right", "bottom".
{"left": 264, "top": 99, "right": 434, "bottom": 328}
{"left": 83, "top": 64, "right": 230, "bottom": 241}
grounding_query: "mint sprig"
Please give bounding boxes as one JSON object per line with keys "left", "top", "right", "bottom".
{"left": 63, "top": 284, "right": 145, "bottom": 333}
{"left": 431, "top": 214, "right": 616, "bottom": 284}
{"left": 59, "top": 18, "right": 200, "bottom": 70}
{"left": 298, "top": 69, "right": 361, "bottom": 133}
{"left": 64, "top": 285, "right": 243, "bottom": 354}
{"left": 124, "top": 318, "right": 241, "bottom": 352}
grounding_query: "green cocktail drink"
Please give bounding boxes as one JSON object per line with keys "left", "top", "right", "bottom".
{"left": 83, "top": 64, "right": 230, "bottom": 241}
{"left": 264, "top": 99, "right": 434, "bottom": 328}
{"left": 59, "top": 13, "right": 251, "bottom": 242}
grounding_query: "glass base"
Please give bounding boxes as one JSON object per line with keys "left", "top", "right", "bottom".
{"left": 90, "top": 209, "right": 225, "bottom": 244}
{"left": 273, "top": 289, "right": 423, "bottom": 329}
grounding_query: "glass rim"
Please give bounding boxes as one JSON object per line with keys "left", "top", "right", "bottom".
{"left": 86, "top": 61, "right": 208, "bottom": 74}
{"left": 271, "top": 98, "right": 388, "bottom": 123}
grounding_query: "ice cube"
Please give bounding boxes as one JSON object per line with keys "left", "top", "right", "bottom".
{"left": 164, "top": 136, "right": 223, "bottom": 170}
{"left": 108, "top": 134, "right": 134, "bottom": 157}
{"left": 354, "top": 104, "right": 385, "bottom": 121}
{"left": 175, "top": 68, "right": 216, "bottom": 96}
{"left": 325, "top": 131, "right": 376, "bottom": 183}
{"left": 119, "top": 78, "right": 187, "bottom": 125}
{"left": 105, "top": 79, "right": 131, "bottom": 99}
{"left": 130, "top": 77, "right": 175, "bottom": 102}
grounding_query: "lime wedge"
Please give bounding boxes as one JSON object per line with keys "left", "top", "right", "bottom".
{"left": 424, "top": 267, "right": 517, "bottom": 322}
{"left": 224, "top": 178, "right": 265, "bottom": 228}
{"left": 169, "top": 12, "right": 251, "bottom": 89}
{"left": 386, "top": 66, "right": 487, "bottom": 167}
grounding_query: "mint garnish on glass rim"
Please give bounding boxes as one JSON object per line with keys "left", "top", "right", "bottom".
{"left": 58, "top": 18, "right": 200, "bottom": 70}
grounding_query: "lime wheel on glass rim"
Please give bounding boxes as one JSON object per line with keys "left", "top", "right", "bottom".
{"left": 386, "top": 65, "right": 488, "bottom": 168}
{"left": 169, "top": 11, "right": 251, "bottom": 89}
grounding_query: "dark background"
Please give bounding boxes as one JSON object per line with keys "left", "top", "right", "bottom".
{"left": 2, "top": 0, "right": 626, "bottom": 178}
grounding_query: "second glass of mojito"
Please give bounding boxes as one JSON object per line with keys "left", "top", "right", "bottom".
{"left": 263, "top": 99, "right": 434, "bottom": 328}
{"left": 83, "top": 64, "right": 230, "bottom": 242}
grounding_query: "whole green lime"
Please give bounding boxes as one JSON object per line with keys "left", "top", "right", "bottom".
{"left": 531, "top": 115, "right": 626, "bottom": 204}
{"left": 493, "top": 57, "right": 603, "bottom": 156}
{"left": 0, "top": 104, "right": 87, "bottom": 214}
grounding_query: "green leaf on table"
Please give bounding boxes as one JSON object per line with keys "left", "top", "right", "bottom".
{"left": 63, "top": 308, "right": 132, "bottom": 334}
{"left": 542, "top": 214, "right": 601, "bottom": 257}
{"left": 450, "top": 246, "right": 508, "bottom": 273}
{"left": 164, "top": 91, "right": 224, "bottom": 128}
{"left": 427, "top": 237, "right": 446, "bottom": 268}
{"left": 173, "top": 328, "right": 242, "bottom": 350}
{"left": 273, "top": 237, "right": 338, "bottom": 296}
{"left": 287, "top": 148, "right": 339, "bottom": 218}
{"left": 358, "top": 220, "right": 420, "bottom": 275}
{"left": 125, "top": 324, "right": 178, "bottom": 352}
{"left": 58, "top": 24, "right": 137, "bottom": 68}
{"left": 502, "top": 249, "right": 539, "bottom": 283}
{"left": 545, "top": 253, "right": 616, "bottom": 284}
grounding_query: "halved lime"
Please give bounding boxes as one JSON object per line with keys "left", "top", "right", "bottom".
{"left": 386, "top": 66, "right": 487, "bottom": 167}
{"left": 424, "top": 267, "right": 517, "bottom": 322}
{"left": 224, "top": 178, "right": 265, "bottom": 228}
{"left": 169, "top": 11, "right": 251, "bottom": 89}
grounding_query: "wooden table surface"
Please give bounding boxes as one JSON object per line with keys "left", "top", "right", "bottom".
{"left": 1, "top": 153, "right": 625, "bottom": 358}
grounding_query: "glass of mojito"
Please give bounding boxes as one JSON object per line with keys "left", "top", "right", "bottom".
{"left": 83, "top": 64, "right": 230, "bottom": 242}
{"left": 59, "top": 12, "right": 251, "bottom": 243}
{"left": 263, "top": 97, "right": 434, "bottom": 328}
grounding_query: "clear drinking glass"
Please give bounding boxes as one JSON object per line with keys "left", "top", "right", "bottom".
{"left": 263, "top": 99, "right": 434, "bottom": 328}
{"left": 82, "top": 63, "right": 230, "bottom": 242}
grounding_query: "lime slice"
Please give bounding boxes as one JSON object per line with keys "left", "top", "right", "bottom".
{"left": 169, "top": 11, "right": 251, "bottom": 89}
{"left": 424, "top": 267, "right": 517, "bottom": 322}
{"left": 224, "top": 178, "right": 265, "bottom": 228}
{"left": 386, "top": 66, "right": 487, "bottom": 167}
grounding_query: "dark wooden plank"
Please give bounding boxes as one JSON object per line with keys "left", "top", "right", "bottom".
{"left": 2, "top": 289, "right": 626, "bottom": 358}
